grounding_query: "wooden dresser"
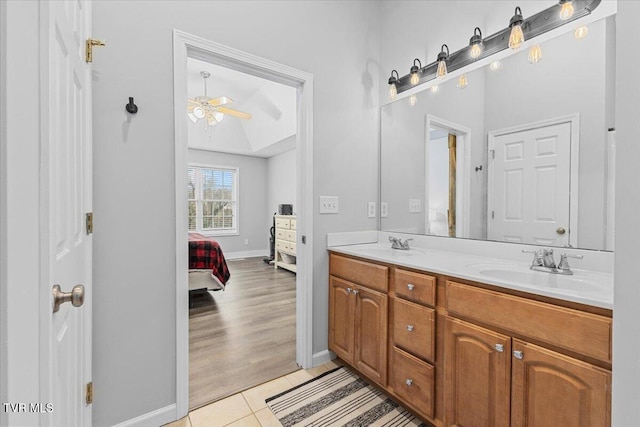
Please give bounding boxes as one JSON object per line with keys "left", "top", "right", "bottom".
{"left": 274, "top": 215, "right": 296, "bottom": 273}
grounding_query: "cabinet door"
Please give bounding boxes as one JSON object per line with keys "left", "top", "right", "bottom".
{"left": 354, "top": 285, "right": 388, "bottom": 386}
{"left": 511, "top": 339, "right": 611, "bottom": 427}
{"left": 329, "top": 276, "right": 355, "bottom": 364}
{"left": 444, "top": 317, "right": 511, "bottom": 427}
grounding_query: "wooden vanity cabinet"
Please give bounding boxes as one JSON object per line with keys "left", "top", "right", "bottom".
{"left": 444, "top": 281, "right": 612, "bottom": 427}
{"left": 329, "top": 255, "right": 388, "bottom": 386}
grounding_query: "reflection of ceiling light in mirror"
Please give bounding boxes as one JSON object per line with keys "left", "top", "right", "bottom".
{"left": 528, "top": 45, "right": 543, "bottom": 64}
{"left": 409, "top": 94, "right": 417, "bottom": 106}
{"left": 575, "top": 25, "right": 589, "bottom": 39}
{"left": 489, "top": 60, "right": 501, "bottom": 71}
{"left": 457, "top": 74, "right": 468, "bottom": 89}
{"left": 559, "top": 0, "right": 574, "bottom": 20}
{"left": 430, "top": 85, "right": 439, "bottom": 93}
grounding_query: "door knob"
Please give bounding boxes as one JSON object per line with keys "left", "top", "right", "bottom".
{"left": 52, "top": 284, "right": 85, "bottom": 313}
{"left": 556, "top": 227, "right": 566, "bottom": 235}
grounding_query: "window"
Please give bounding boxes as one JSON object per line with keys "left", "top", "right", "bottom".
{"left": 188, "top": 165, "right": 238, "bottom": 235}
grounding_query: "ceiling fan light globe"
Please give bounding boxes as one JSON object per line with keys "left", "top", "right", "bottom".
{"left": 214, "top": 112, "right": 225, "bottom": 123}
{"left": 193, "top": 107, "right": 205, "bottom": 119}
{"left": 188, "top": 112, "right": 198, "bottom": 123}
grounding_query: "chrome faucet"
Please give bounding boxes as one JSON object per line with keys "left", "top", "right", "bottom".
{"left": 522, "top": 248, "right": 583, "bottom": 275}
{"left": 389, "top": 236, "right": 413, "bottom": 250}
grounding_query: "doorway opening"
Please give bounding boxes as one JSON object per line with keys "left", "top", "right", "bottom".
{"left": 173, "top": 30, "right": 314, "bottom": 417}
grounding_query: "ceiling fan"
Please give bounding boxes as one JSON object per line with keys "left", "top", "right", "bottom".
{"left": 187, "top": 71, "right": 252, "bottom": 126}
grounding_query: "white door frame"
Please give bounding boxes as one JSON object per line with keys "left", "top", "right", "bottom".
{"left": 172, "top": 30, "right": 314, "bottom": 418}
{"left": 487, "top": 114, "right": 580, "bottom": 248}
{"left": 425, "top": 114, "right": 471, "bottom": 238}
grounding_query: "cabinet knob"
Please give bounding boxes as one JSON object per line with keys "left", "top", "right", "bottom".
{"left": 406, "top": 325, "right": 414, "bottom": 332}
{"left": 352, "top": 289, "right": 359, "bottom": 295}
{"left": 407, "top": 284, "right": 415, "bottom": 291}
{"left": 513, "top": 350, "right": 524, "bottom": 360}
{"left": 405, "top": 379, "right": 413, "bottom": 386}
{"left": 494, "top": 344, "right": 504, "bottom": 353}
{"left": 346, "top": 287, "right": 352, "bottom": 294}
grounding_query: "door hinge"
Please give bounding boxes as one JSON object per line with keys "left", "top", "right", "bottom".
{"left": 86, "top": 38, "right": 105, "bottom": 63}
{"left": 490, "top": 149, "right": 495, "bottom": 160}
{"left": 85, "top": 382, "right": 93, "bottom": 405}
{"left": 301, "top": 235, "right": 306, "bottom": 244}
{"left": 86, "top": 212, "right": 93, "bottom": 235}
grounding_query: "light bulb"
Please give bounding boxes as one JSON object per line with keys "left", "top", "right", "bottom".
{"left": 457, "top": 75, "right": 468, "bottom": 89}
{"left": 470, "top": 43, "right": 482, "bottom": 59}
{"left": 410, "top": 72, "right": 419, "bottom": 85}
{"left": 193, "top": 106, "right": 205, "bottom": 119}
{"left": 389, "top": 83, "right": 397, "bottom": 101}
{"left": 508, "top": 7, "right": 525, "bottom": 50}
{"left": 489, "top": 60, "right": 501, "bottom": 71}
{"left": 431, "top": 85, "right": 439, "bottom": 94}
{"left": 560, "top": 1, "right": 574, "bottom": 20}
{"left": 528, "top": 45, "right": 542, "bottom": 64}
{"left": 409, "top": 94, "right": 417, "bottom": 106}
{"left": 575, "top": 25, "right": 588, "bottom": 39}
{"left": 509, "top": 24, "right": 524, "bottom": 49}
{"left": 436, "top": 60, "right": 448, "bottom": 79}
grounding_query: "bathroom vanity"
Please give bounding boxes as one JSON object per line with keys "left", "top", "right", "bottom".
{"left": 328, "top": 242, "right": 612, "bottom": 427}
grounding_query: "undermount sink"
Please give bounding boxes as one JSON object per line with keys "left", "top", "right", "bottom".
{"left": 356, "top": 247, "right": 423, "bottom": 258}
{"left": 465, "top": 263, "right": 603, "bottom": 293}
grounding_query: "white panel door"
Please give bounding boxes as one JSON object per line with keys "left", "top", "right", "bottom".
{"left": 488, "top": 122, "right": 571, "bottom": 246}
{"left": 42, "top": 1, "right": 92, "bottom": 426}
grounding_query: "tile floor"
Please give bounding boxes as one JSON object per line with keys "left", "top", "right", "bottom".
{"left": 165, "top": 360, "right": 342, "bottom": 427}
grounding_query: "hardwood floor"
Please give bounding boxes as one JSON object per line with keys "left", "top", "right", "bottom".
{"left": 189, "top": 257, "right": 298, "bottom": 410}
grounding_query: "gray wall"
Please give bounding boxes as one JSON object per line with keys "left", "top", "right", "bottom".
{"left": 188, "top": 149, "right": 270, "bottom": 255}
{"left": 267, "top": 148, "right": 297, "bottom": 216}
{"left": 91, "top": 1, "right": 380, "bottom": 425}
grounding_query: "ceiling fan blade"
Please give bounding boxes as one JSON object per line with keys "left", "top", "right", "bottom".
{"left": 208, "top": 96, "right": 233, "bottom": 107}
{"left": 216, "top": 107, "right": 252, "bottom": 120}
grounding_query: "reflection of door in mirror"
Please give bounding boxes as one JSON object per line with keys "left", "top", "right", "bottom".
{"left": 487, "top": 118, "right": 576, "bottom": 247}
{"left": 427, "top": 128, "right": 457, "bottom": 237}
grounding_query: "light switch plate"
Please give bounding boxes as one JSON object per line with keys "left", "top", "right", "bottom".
{"left": 319, "top": 196, "right": 339, "bottom": 214}
{"left": 367, "top": 202, "right": 376, "bottom": 218}
{"left": 381, "top": 202, "right": 388, "bottom": 218}
{"left": 409, "top": 199, "right": 422, "bottom": 213}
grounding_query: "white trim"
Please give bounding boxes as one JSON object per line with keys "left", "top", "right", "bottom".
{"left": 173, "top": 29, "right": 314, "bottom": 420}
{"left": 312, "top": 349, "right": 334, "bottom": 367}
{"left": 425, "top": 114, "right": 472, "bottom": 238}
{"left": 111, "top": 404, "right": 177, "bottom": 427}
{"left": 487, "top": 114, "right": 580, "bottom": 248}
{"left": 0, "top": 2, "right": 8, "bottom": 425}
{"left": 224, "top": 249, "right": 269, "bottom": 260}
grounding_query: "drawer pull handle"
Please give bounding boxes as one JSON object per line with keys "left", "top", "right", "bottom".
{"left": 405, "top": 379, "right": 413, "bottom": 386}
{"left": 513, "top": 350, "right": 524, "bottom": 360}
{"left": 495, "top": 344, "right": 504, "bottom": 353}
{"left": 407, "top": 284, "right": 415, "bottom": 291}
{"left": 346, "top": 288, "right": 352, "bottom": 294}
{"left": 407, "top": 325, "right": 414, "bottom": 332}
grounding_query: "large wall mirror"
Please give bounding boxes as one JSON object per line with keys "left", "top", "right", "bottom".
{"left": 381, "top": 14, "right": 616, "bottom": 251}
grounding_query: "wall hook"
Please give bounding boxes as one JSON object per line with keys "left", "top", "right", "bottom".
{"left": 125, "top": 97, "right": 138, "bottom": 114}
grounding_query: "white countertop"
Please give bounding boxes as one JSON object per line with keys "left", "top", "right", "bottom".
{"left": 328, "top": 242, "right": 613, "bottom": 310}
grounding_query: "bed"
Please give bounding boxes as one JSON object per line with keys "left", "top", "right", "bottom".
{"left": 188, "top": 233, "right": 231, "bottom": 307}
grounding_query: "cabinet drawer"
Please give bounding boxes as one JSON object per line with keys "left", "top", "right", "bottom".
{"left": 394, "top": 268, "right": 436, "bottom": 307}
{"left": 275, "top": 218, "right": 290, "bottom": 229}
{"left": 330, "top": 254, "right": 388, "bottom": 292}
{"left": 446, "top": 281, "right": 612, "bottom": 363}
{"left": 288, "top": 242, "right": 296, "bottom": 254}
{"left": 391, "top": 347, "right": 435, "bottom": 419}
{"left": 276, "top": 239, "right": 288, "bottom": 252}
{"left": 393, "top": 298, "right": 435, "bottom": 362}
{"left": 276, "top": 229, "right": 286, "bottom": 240}
{"left": 290, "top": 219, "right": 296, "bottom": 230}
{"left": 285, "top": 230, "right": 296, "bottom": 242}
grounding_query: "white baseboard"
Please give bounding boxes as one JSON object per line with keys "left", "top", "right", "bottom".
{"left": 312, "top": 349, "right": 335, "bottom": 367}
{"left": 225, "top": 249, "right": 268, "bottom": 260}
{"left": 112, "top": 404, "right": 176, "bottom": 427}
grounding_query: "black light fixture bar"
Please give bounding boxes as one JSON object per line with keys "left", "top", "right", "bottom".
{"left": 393, "top": 0, "right": 601, "bottom": 95}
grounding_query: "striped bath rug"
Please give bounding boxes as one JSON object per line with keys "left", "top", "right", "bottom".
{"left": 265, "top": 366, "right": 427, "bottom": 426}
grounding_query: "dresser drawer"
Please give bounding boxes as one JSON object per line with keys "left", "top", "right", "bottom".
{"left": 276, "top": 229, "right": 287, "bottom": 240}
{"left": 391, "top": 347, "right": 435, "bottom": 418}
{"left": 329, "top": 254, "right": 388, "bottom": 292}
{"left": 290, "top": 218, "right": 296, "bottom": 230}
{"left": 285, "top": 230, "right": 296, "bottom": 242}
{"left": 276, "top": 239, "right": 289, "bottom": 252}
{"left": 275, "top": 217, "right": 290, "bottom": 229}
{"left": 446, "top": 281, "right": 612, "bottom": 363}
{"left": 288, "top": 242, "right": 296, "bottom": 254}
{"left": 393, "top": 298, "right": 435, "bottom": 362}
{"left": 394, "top": 268, "right": 436, "bottom": 307}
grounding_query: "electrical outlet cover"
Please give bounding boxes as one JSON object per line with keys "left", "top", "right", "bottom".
{"left": 367, "top": 202, "right": 376, "bottom": 218}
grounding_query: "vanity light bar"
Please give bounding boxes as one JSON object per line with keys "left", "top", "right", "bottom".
{"left": 391, "top": 0, "right": 601, "bottom": 95}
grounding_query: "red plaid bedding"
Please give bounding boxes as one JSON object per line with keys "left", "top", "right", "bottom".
{"left": 188, "top": 233, "right": 231, "bottom": 285}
